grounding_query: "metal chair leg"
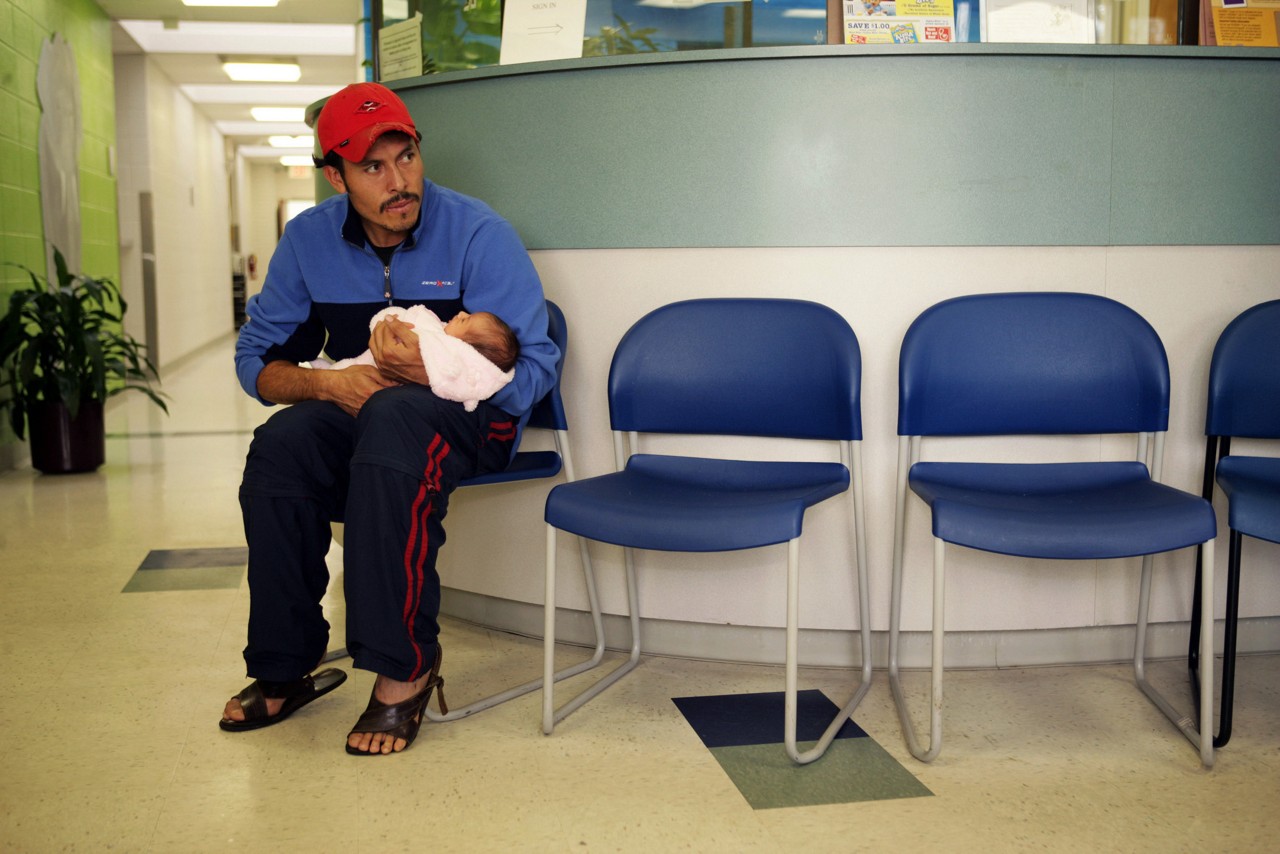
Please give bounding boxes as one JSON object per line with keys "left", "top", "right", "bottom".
{"left": 542, "top": 525, "right": 641, "bottom": 734}
{"left": 889, "top": 437, "right": 944, "bottom": 762}
{"left": 1136, "top": 541, "right": 1216, "bottom": 768}
{"left": 786, "top": 440, "right": 874, "bottom": 764}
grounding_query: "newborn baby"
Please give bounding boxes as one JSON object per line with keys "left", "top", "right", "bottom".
{"left": 313, "top": 305, "right": 518, "bottom": 411}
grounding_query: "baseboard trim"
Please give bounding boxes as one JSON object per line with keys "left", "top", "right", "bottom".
{"left": 0, "top": 442, "right": 28, "bottom": 474}
{"left": 440, "top": 586, "right": 1280, "bottom": 670}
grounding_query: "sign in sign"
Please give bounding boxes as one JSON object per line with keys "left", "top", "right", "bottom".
{"left": 500, "top": 0, "right": 589, "bottom": 65}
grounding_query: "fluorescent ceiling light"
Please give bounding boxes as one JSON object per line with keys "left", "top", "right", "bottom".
{"left": 783, "top": 9, "right": 828, "bottom": 17}
{"left": 239, "top": 145, "right": 310, "bottom": 158}
{"left": 117, "top": 21, "right": 354, "bottom": 55}
{"left": 269, "top": 135, "right": 315, "bottom": 148}
{"left": 249, "top": 107, "right": 307, "bottom": 122}
{"left": 217, "top": 121, "right": 310, "bottom": 136}
{"left": 183, "top": 85, "right": 336, "bottom": 105}
{"left": 223, "top": 61, "right": 301, "bottom": 82}
{"left": 279, "top": 155, "right": 315, "bottom": 167}
{"left": 184, "top": 1, "right": 280, "bottom": 7}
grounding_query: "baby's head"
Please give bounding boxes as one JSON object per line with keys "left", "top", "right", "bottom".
{"left": 444, "top": 310, "right": 520, "bottom": 372}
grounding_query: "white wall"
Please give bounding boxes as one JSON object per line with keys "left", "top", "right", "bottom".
{"left": 111, "top": 54, "right": 147, "bottom": 345}
{"left": 241, "top": 161, "right": 314, "bottom": 300}
{"left": 112, "top": 54, "right": 233, "bottom": 368}
{"left": 434, "top": 243, "right": 1280, "bottom": 666}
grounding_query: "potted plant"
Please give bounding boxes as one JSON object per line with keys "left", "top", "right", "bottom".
{"left": 0, "top": 247, "right": 166, "bottom": 473}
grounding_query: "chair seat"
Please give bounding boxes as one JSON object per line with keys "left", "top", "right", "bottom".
{"left": 1217, "top": 456, "right": 1280, "bottom": 544}
{"left": 909, "top": 460, "right": 1216, "bottom": 559}
{"left": 545, "top": 453, "right": 849, "bottom": 552}
{"left": 460, "top": 451, "right": 563, "bottom": 487}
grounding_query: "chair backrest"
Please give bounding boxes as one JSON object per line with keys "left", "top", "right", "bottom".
{"left": 527, "top": 300, "right": 569, "bottom": 432}
{"left": 1206, "top": 299, "right": 1280, "bottom": 440}
{"left": 898, "top": 292, "right": 1170, "bottom": 437}
{"left": 607, "top": 298, "right": 861, "bottom": 441}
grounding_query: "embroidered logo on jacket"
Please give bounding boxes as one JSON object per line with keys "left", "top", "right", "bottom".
{"left": 422, "top": 280, "right": 456, "bottom": 288}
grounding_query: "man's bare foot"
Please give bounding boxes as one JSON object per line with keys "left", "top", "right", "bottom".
{"left": 219, "top": 668, "right": 348, "bottom": 732}
{"left": 222, "top": 665, "right": 307, "bottom": 722}
{"left": 223, "top": 695, "right": 284, "bottom": 723}
{"left": 346, "top": 672, "right": 432, "bottom": 755}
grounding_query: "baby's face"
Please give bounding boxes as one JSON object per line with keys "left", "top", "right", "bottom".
{"left": 443, "top": 310, "right": 495, "bottom": 344}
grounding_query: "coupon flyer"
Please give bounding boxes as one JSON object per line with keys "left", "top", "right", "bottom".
{"left": 1209, "top": 0, "right": 1280, "bottom": 46}
{"left": 844, "top": 0, "right": 956, "bottom": 44}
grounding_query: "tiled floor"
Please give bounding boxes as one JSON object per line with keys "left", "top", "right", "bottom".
{"left": 1, "top": 334, "right": 1277, "bottom": 852}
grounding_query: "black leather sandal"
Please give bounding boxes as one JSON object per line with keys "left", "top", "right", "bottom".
{"left": 219, "top": 668, "right": 348, "bottom": 732}
{"left": 345, "top": 645, "right": 447, "bottom": 756}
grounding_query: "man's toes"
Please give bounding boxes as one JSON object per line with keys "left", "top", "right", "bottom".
{"left": 223, "top": 698, "right": 245, "bottom": 722}
{"left": 349, "top": 732, "right": 404, "bottom": 754}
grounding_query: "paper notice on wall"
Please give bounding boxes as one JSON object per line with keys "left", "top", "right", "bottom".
{"left": 379, "top": 14, "right": 424, "bottom": 82}
{"left": 844, "top": 0, "right": 956, "bottom": 43}
{"left": 845, "top": 16, "right": 956, "bottom": 41}
{"left": 985, "top": 0, "right": 1095, "bottom": 43}
{"left": 1211, "top": 0, "right": 1280, "bottom": 45}
{"left": 500, "top": 0, "right": 588, "bottom": 65}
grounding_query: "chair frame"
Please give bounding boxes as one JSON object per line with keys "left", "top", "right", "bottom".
{"left": 1186, "top": 299, "right": 1280, "bottom": 749}
{"left": 540, "top": 299, "right": 872, "bottom": 765}
{"left": 888, "top": 294, "right": 1216, "bottom": 768}
{"left": 543, "top": 431, "right": 872, "bottom": 763}
{"left": 1187, "top": 434, "right": 1238, "bottom": 748}
{"left": 890, "top": 430, "right": 1216, "bottom": 769}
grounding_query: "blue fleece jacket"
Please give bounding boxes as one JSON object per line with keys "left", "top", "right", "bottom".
{"left": 235, "top": 179, "right": 558, "bottom": 441}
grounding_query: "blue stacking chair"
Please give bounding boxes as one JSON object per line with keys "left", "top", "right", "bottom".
{"left": 540, "top": 298, "right": 872, "bottom": 764}
{"left": 888, "top": 292, "right": 1219, "bottom": 767}
{"left": 1188, "top": 299, "right": 1280, "bottom": 748}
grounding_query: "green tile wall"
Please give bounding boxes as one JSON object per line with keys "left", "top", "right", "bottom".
{"left": 0, "top": 0, "right": 119, "bottom": 446}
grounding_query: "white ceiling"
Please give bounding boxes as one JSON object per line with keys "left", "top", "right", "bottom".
{"left": 98, "top": 0, "right": 366, "bottom": 162}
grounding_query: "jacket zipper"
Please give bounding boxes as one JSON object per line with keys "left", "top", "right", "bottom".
{"left": 383, "top": 262, "right": 392, "bottom": 305}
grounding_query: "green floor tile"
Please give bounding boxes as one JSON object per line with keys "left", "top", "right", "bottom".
{"left": 709, "top": 736, "right": 932, "bottom": 810}
{"left": 138, "top": 547, "right": 248, "bottom": 569}
{"left": 122, "top": 565, "right": 244, "bottom": 593}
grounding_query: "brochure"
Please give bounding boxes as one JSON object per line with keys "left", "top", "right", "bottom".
{"left": 844, "top": 0, "right": 957, "bottom": 43}
{"left": 1209, "top": 0, "right": 1280, "bottom": 46}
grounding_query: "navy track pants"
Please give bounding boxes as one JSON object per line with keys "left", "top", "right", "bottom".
{"left": 238, "top": 385, "right": 515, "bottom": 683}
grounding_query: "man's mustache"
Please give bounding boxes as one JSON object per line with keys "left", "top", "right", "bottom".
{"left": 381, "top": 192, "right": 420, "bottom": 213}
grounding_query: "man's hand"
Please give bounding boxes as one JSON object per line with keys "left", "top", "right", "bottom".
{"left": 328, "top": 365, "right": 399, "bottom": 416}
{"left": 369, "top": 316, "right": 430, "bottom": 386}
{"left": 256, "top": 360, "right": 398, "bottom": 417}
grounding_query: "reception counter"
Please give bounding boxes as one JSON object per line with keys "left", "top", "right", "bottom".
{"left": 352, "top": 45, "right": 1280, "bottom": 668}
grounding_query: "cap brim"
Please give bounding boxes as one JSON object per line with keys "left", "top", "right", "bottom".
{"left": 331, "top": 121, "right": 420, "bottom": 162}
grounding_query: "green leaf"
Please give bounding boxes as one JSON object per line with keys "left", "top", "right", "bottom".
{"left": 0, "top": 245, "right": 168, "bottom": 434}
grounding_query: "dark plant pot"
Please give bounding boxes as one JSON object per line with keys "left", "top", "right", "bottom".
{"left": 28, "top": 399, "right": 105, "bottom": 474}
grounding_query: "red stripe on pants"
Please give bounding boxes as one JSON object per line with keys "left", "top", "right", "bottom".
{"left": 401, "top": 434, "right": 451, "bottom": 680}
{"left": 488, "top": 419, "right": 515, "bottom": 442}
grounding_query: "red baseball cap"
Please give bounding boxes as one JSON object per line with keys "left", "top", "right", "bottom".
{"left": 316, "top": 82, "right": 420, "bottom": 163}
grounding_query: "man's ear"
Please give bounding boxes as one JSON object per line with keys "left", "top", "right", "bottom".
{"left": 322, "top": 164, "right": 347, "bottom": 194}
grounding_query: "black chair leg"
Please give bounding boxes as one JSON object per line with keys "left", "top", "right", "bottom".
{"left": 1189, "top": 435, "right": 1240, "bottom": 749}
{"left": 1188, "top": 437, "right": 1219, "bottom": 680}
{"left": 1216, "top": 530, "right": 1243, "bottom": 748}
{"left": 1190, "top": 528, "right": 1243, "bottom": 749}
